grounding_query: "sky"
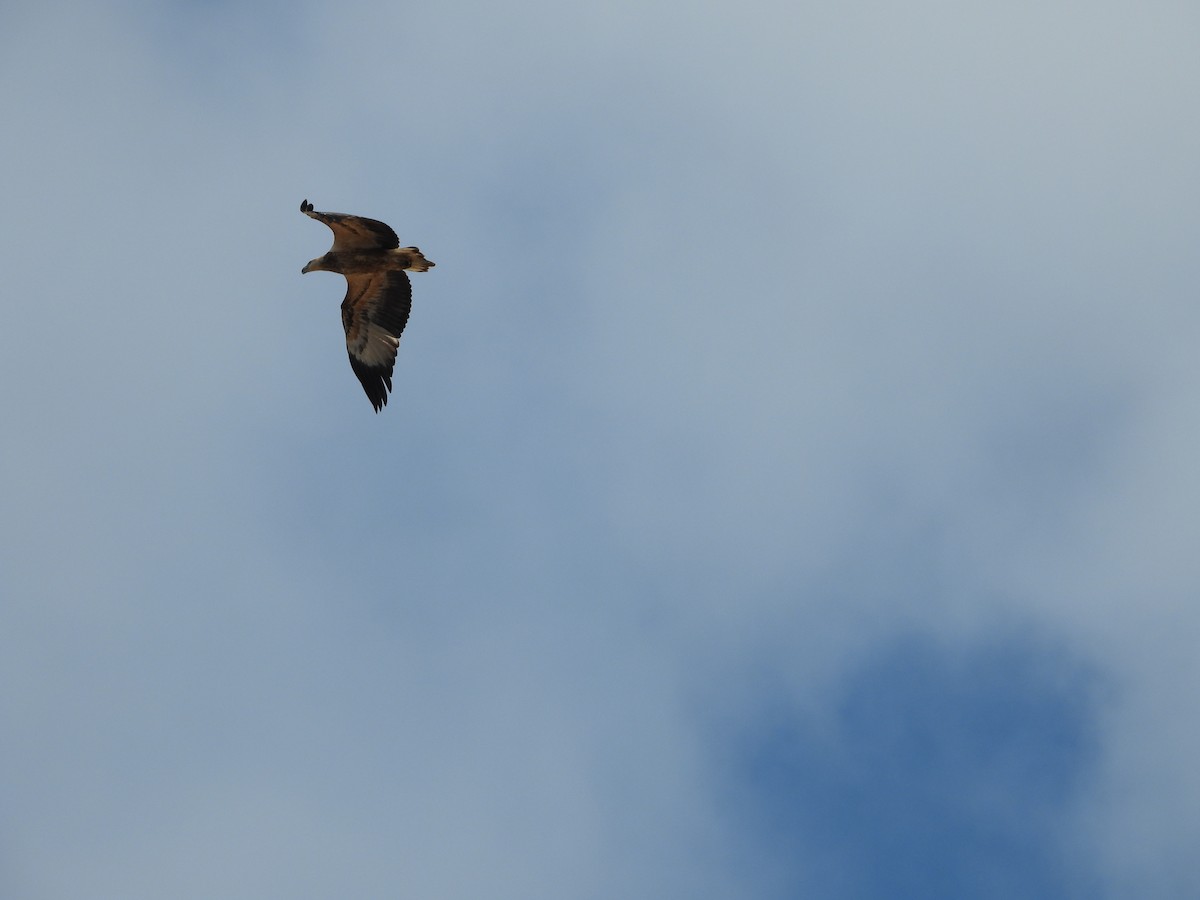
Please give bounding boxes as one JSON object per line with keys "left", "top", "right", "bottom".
{"left": 2, "top": 0, "right": 1199, "bottom": 896}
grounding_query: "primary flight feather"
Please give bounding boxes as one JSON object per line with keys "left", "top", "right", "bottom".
{"left": 300, "top": 199, "right": 435, "bottom": 412}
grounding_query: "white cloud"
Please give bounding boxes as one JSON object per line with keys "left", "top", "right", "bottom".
{"left": 3, "top": 0, "right": 1200, "bottom": 896}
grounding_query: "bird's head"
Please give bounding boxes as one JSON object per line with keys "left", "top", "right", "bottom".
{"left": 301, "top": 256, "right": 325, "bottom": 274}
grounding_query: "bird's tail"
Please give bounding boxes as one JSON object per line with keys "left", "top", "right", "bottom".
{"left": 402, "top": 247, "right": 435, "bottom": 272}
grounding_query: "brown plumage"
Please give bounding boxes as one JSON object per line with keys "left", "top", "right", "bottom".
{"left": 300, "top": 199, "right": 435, "bottom": 412}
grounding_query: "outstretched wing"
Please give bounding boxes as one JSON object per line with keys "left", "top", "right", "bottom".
{"left": 341, "top": 270, "right": 413, "bottom": 412}
{"left": 301, "top": 199, "right": 399, "bottom": 251}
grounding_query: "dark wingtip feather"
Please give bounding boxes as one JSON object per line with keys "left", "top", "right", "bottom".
{"left": 348, "top": 356, "right": 393, "bottom": 413}
{"left": 301, "top": 199, "right": 313, "bottom": 213}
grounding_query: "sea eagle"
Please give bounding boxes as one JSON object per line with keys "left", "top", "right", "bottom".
{"left": 300, "top": 199, "right": 435, "bottom": 412}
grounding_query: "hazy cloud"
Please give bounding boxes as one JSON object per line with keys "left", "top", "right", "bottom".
{"left": 3, "top": 1, "right": 1199, "bottom": 897}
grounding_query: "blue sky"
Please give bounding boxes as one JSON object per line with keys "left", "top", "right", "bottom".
{"left": 3, "top": 1, "right": 1199, "bottom": 896}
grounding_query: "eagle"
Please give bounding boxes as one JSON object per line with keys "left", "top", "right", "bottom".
{"left": 300, "top": 199, "right": 435, "bottom": 412}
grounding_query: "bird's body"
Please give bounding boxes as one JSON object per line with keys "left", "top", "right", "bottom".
{"left": 300, "top": 199, "right": 435, "bottom": 412}
{"left": 304, "top": 248, "right": 432, "bottom": 277}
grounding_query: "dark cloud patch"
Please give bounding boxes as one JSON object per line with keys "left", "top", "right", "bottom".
{"left": 725, "top": 632, "right": 1105, "bottom": 898}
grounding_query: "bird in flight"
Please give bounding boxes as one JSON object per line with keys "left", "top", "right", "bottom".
{"left": 300, "top": 199, "right": 435, "bottom": 412}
